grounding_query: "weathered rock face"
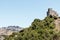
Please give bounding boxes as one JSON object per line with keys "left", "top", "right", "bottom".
{"left": 47, "top": 8, "right": 60, "bottom": 32}
{"left": 47, "top": 8, "right": 58, "bottom": 17}
{"left": 54, "top": 18, "right": 60, "bottom": 31}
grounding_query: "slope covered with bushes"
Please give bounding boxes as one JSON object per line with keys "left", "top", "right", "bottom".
{"left": 4, "top": 16, "right": 60, "bottom": 40}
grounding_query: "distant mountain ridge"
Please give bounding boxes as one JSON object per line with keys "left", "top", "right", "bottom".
{"left": 2, "top": 26, "right": 22, "bottom": 32}
{"left": 0, "top": 26, "right": 23, "bottom": 36}
{"left": 0, "top": 26, "right": 23, "bottom": 40}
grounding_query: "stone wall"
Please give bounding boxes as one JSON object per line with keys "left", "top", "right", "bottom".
{"left": 47, "top": 8, "right": 58, "bottom": 17}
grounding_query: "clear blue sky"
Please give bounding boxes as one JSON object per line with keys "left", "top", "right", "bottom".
{"left": 0, "top": 0, "right": 60, "bottom": 28}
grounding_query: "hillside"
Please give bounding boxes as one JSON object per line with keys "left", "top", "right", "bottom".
{"left": 0, "top": 26, "right": 22, "bottom": 36}
{"left": 4, "top": 8, "right": 60, "bottom": 40}
{"left": 0, "top": 26, "right": 23, "bottom": 40}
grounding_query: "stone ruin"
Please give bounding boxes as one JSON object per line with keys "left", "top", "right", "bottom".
{"left": 47, "top": 8, "right": 58, "bottom": 17}
{"left": 47, "top": 8, "right": 60, "bottom": 32}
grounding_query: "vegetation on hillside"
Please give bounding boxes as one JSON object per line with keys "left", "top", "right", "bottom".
{"left": 4, "top": 16, "right": 60, "bottom": 40}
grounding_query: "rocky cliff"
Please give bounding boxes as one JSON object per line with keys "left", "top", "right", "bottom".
{"left": 47, "top": 8, "right": 58, "bottom": 17}
{"left": 47, "top": 8, "right": 60, "bottom": 32}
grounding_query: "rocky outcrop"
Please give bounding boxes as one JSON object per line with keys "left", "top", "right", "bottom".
{"left": 54, "top": 18, "right": 60, "bottom": 31}
{"left": 47, "top": 8, "right": 60, "bottom": 32}
{"left": 47, "top": 8, "right": 58, "bottom": 17}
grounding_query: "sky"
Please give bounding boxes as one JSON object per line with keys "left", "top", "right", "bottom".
{"left": 0, "top": 0, "right": 60, "bottom": 28}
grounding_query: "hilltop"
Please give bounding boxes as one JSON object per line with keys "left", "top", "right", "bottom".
{"left": 4, "top": 8, "right": 60, "bottom": 40}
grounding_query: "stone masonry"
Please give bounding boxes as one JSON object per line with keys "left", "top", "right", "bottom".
{"left": 47, "top": 8, "right": 58, "bottom": 17}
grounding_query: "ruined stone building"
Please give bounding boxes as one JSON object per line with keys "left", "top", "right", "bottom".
{"left": 47, "top": 8, "right": 60, "bottom": 32}
{"left": 47, "top": 8, "right": 58, "bottom": 17}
